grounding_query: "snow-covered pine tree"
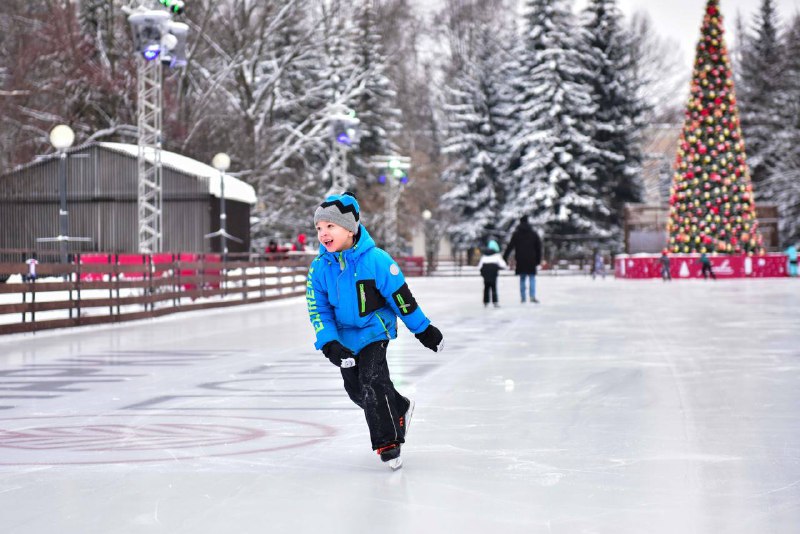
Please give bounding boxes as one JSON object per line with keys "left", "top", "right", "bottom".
{"left": 580, "top": 0, "right": 646, "bottom": 240}
{"left": 440, "top": 19, "right": 510, "bottom": 249}
{"left": 737, "top": 0, "right": 783, "bottom": 192}
{"left": 666, "top": 0, "right": 763, "bottom": 255}
{"left": 250, "top": 0, "right": 334, "bottom": 237}
{"left": 351, "top": 1, "right": 401, "bottom": 167}
{"left": 504, "top": 0, "right": 610, "bottom": 243}
{"left": 314, "top": 0, "right": 362, "bottom": 194}
{"left": 768, "top": 13, "right": 800, "bottom": 246}
{"left": 347, "top": 0, "right": 404, "bottom": 246}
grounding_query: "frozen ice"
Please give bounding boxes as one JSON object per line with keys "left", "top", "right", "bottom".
{"left": 0, "top": 276, "right": 799, "bottom": 533}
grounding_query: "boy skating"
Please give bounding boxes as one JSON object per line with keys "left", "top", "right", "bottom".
{"left": 306, "top": 192, "right": 444, "bottom": 469}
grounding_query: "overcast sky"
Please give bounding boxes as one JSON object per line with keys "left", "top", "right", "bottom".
{"left": 574, "top": 0, "right": 800, "bottom": 67}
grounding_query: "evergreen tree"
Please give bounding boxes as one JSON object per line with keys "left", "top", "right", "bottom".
{"left": 737, "top": 0, "right": 783, "bottom": 191}
{"left": 580, "top": 0, "right": 646, "bottom": 238}
{"left": 504, "top": 0, "right": 609, "bottom": 241}
{"left": 252, "top": 0, "right": 332, "bottom": 237}
{"left": 347, "top": 0, "right": 404, "bottom": 245}
{"left": 351, "top": 1, "right": 401, "bottom": 166}
{"left": 441, "top": 22, "right": 509, "bottom": 248}
{"left": 769, "top": 14, "right": 800, "bottom": 246}
{"left": 666, "top": 0, "right": 763, "bottom": 254}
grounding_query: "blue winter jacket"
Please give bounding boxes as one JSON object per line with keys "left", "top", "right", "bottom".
{"left": 306, "top": 225, "right": 431, "bottom": 354}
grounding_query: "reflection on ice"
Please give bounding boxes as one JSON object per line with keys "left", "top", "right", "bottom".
{"left": 0, "top": 277, "right": 798, "bottom": 533}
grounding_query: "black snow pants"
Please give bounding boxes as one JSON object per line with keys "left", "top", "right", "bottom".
{"left": 340, "top": 340, "right": 409, "bottom": 450}
{"left": 483, "top": 279, "right": 498, "bottom": 304}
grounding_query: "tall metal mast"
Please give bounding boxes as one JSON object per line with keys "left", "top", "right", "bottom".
{"left": 136, "top": 54, "right": 163, "bottom": 253}
{"left": 126, "top": 2, "right": 187, "bottom": 253}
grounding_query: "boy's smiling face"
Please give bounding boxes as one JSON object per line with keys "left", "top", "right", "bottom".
{"left": 316, "top": 220, "right": 354, "bottom": 252}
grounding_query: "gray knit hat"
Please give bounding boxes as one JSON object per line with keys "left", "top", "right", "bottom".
{"left": 313, "top": 192, "right": 360, "bottom": 233}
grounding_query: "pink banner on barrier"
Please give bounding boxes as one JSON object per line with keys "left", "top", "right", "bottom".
{"left": 78, "top": 253, "right": 222, "bottom": 289}
{"left": 615, "top": 254, "right": 789, "bottom": 279}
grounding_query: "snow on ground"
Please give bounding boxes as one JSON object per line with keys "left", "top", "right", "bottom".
{"left": 0, "top": 276, "right": 799, "bottom": 534}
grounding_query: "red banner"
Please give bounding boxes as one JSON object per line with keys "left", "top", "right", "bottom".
{"left": 614, "top": 254, "right": 789, "bottom": 279}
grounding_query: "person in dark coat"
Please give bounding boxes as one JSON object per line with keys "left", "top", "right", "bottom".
{"left": 503, "top": 216, "right": 542, "bottom": 303}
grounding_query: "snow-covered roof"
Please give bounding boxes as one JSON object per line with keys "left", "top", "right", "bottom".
{"left": 98, "top": 142, "right": 257, "bottom": 205}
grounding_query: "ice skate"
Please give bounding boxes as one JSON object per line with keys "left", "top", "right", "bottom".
{"left": 377, "top": 443, "right": 402, "bottom": 470}
{"left": 400, "top": 398, "right": 415, "bottom": 438}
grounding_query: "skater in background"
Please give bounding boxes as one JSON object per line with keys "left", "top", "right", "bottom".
{"left": 699, "top": 252, "right": 716, "bottom": 280}
{"left": 660, "top": 249, "right": 672, "bottom": 281}
{"left": 590, "top": 249, "right": 606, "bottom": 280}
{"left": 786, "top": 244, "right": 798, "bottom": 277}
{"left": 503, "top": 215, "right": 542, "bottom": 303}
{"left": 306, "top": 192, "right": 444, "bottom": 470}
{"left": 477, "top": 239, "right": 508, "bottom": 308}
{"left": 294, "top": 232, "right": 308, "bottom": 252}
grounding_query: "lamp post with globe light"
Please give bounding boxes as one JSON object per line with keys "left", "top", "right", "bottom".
{"left": 420, "top": 209, "right": 452, "bottom": 276}
{"left": 51, "top": 125, "right": 74, "bottom": 262}
{"left": 36, "top": 125, "right": 91, "bottom": 265}
{"left": 422, "top": 210, "right": 437, "bottom": 275}
{"left": 204, "top": 153, "right": 242, "bottom": 260}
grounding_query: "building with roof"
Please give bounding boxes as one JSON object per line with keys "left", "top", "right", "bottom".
{"left": 0, "top": 142, "right": 256, "bottom": 254}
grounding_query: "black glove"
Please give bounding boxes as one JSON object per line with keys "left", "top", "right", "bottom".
{"left": 415, "top": 324, "right": 444, "bottom": 353}
{"left": 322, "top": 341, "right": 356, "bottom": 368}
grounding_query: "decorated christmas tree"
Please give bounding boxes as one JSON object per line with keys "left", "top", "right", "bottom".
{"left": 667, "top": 0, "right": 763, "bottom": 255}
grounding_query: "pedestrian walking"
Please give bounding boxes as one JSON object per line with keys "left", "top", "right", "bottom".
{"left": 699, "top": 252, "right": 716, "bottom": 280}
{"left": 477, "top": 239, "right": 508, "bottom": 307}
{"left": 786, "top": 244, "right": 798, "bottom": 277}
{"left": 660, "top": 250, "right": 672, "bottom": 281}
{"left": 503, "top": 216, "right": 542, "bottom": 303}
{"left": 306, "top": 192, "right": 444, "bottom": 470}
{"left": 590, "top": 249, "right": 606, "bottom": 280}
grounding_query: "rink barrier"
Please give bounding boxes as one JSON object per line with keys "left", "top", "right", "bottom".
{"left": 614, "top": 253, "right": 789, "bottom": 279}
{"left": 0, "top": 251, "right": 314, "bottom": 335}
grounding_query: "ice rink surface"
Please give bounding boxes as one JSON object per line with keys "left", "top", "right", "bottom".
{"left": 0, "top": 276, "right": 799, "bottom": 534}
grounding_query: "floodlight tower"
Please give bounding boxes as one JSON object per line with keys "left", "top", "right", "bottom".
{"left": 370, "top": 154, "right": 411, "bottom": 255}
{"left": 126, "top": 2, "right": 188, "bottom": 253}
{"left": 328, "top": 109, "right": 360, "bottom": 195}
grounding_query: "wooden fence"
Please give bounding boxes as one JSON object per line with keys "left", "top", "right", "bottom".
{"left": 0, "top": 251, "right": 312, "bottom": 335}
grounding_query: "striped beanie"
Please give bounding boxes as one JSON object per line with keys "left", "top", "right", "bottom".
{"left": 314, "top": 192, "right": 360, "bottom": 233}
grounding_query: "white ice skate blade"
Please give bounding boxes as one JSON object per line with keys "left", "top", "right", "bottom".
{"left": 404, "top": 399, "right": 415, "bottom": 438}
{"left": 387, "top": 457, "right": 403, "bottom": 470}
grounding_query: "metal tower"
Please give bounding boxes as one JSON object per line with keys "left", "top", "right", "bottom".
{"left": 136, "top": 55, "right": 163, "bottom": 253}
{"left": 128, "top": 3, "right": 187, "bottom": 253}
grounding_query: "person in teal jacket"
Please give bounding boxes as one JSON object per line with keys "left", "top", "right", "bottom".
{"left": 306, "top": 192, "right": 444, "bottom": 470}
{"left": 786, "top": 244, "right": 798, "bottom": 277}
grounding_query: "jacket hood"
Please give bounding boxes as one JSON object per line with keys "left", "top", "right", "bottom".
{"left": 316, "top": 224, "right": 376, "bottom": 262}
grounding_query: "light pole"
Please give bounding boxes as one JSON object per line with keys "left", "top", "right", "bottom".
{"left": 126, "top": 4, "right": 190, "bottom": 253}
{"left": 422, "top": 209, "right": 437, "bottom": 276}
{"left": 205, "top": 152, "right": 242, "bottom": 259}
{"left": 51, "top": 125, "right": 75, "bottom": 265}
{"left": 37, "top": 125, "right": 91, "bottom": 265}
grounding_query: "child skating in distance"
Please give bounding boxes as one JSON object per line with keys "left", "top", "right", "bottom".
{"left": 660, "top": 249, "right": 672, "bottom": 281}
{"left": 699, "top": 252, "right": 716, "bottom": 280}
{"left": 477, "top": 239, "right": 507, "bottom": 307}
{"left": 306, "top": 192, "right": 444, "bottom": 470}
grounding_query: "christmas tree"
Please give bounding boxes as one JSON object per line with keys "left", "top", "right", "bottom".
{"left": 667, "top": 0, "right": 763, "bottom": 255}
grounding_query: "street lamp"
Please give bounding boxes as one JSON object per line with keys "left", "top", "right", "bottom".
{"left": 51, "top": 125, "right": 73, "bottom": 265}
{"left": 422, "top": 210, "right": 434, "bottom": 275}
{"left": 37, "top": 125, "right": 91, "bottom": 264}
{"left": 205, "top": 152, "right": 242, "bottom": 259}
